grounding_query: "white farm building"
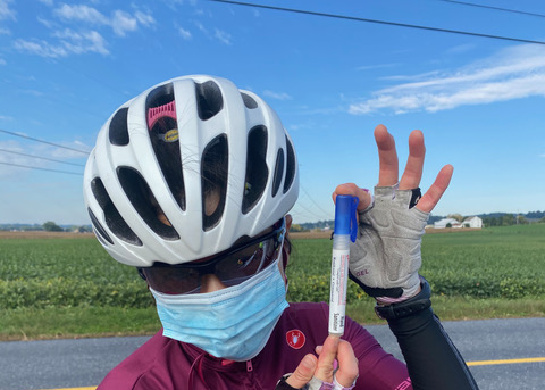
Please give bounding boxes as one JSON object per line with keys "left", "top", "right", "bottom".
{"left": 433, "top": 216, "right": 483, "bottom": 229}
{"left": 434, "top": 218, "right": 461, "bottom": 229}
{"left": 462, "top": 216, "right": 483, "bottom": 228}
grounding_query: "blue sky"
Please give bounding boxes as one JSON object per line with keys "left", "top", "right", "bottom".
{"left": 1, "top": 0, "right": 544, "bottom": 225}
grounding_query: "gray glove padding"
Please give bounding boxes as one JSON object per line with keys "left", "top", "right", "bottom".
{"left": 349, "top": 185, "right": 429, "bottom": 299}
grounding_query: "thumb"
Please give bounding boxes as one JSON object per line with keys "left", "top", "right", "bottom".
{"left": 285, "top": 354, "right": 318, "bottom": 389}
{"left": 314, "top": 335, "right": 339, "bottom": 383}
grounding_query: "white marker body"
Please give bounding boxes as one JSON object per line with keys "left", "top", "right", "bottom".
{"left": 328, "top": 234, "right": 350, "bottom": 336}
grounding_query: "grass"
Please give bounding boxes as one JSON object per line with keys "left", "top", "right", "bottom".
{"left": 1, "top": 224, "right": 544, "bottom": 340}
{"left": 2, "top": 296, "right": 543, "bottom": 341}
{"left": 347, "top": 296, "right": 545, "bottom": 324}
{"left": 1, "top": 306, "right": 160, "bottom": 341}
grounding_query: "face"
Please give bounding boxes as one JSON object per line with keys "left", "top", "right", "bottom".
{"left": 142, "top": 215, "right": 292, "bottom": 294}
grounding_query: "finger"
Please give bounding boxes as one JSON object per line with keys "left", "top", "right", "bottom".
{"left": 375, "top": 124, "right": 399, "bottom": 186}
{"left": 285, "top": 354, "right": 318, "bottom": 389}
{"left": 417, "top": 165, "right": 454, "bottom": 213}
{"left": 399, "top": 130, "right": 426, "bottom": 190}
{"left": 333, "top": 183, "right": 372, "bottom": 212}
{"left": 335, "top": 340, "right": 359, "bottom": 388}
{"left": 314, "top": 335, "right": 339, "bottom": 383}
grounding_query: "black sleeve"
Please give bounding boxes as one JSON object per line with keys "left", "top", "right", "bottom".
{"left": 387, "top": 303, "right": 480, "bottom": 390}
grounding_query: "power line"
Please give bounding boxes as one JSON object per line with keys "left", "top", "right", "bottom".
{"left": 207, "top": 0, "right": 545, "bottom": 45}
{"left": 301, "top": 185, "right": 332, "bottom": 217}
{"left": 0, "top": 161, "right": 83, "bottom": 176}
{"left": 294, "top": 199, "right": 331, "bottom": 221}
{"left": 0, "top": 129, "right": 91, "bottom": 155}
{"left": 0, "top": 148, "right": 85, "bottom": 167}
{"left": 435, "top": 0, "right": 545, "bottom": 19}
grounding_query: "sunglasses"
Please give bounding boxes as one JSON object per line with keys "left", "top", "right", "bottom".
{"left": 140, "top": 219, "right": 286, "bottom": 294}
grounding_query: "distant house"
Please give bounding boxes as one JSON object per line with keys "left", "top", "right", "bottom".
{"left": 434, "top": 217, "right": 459, "bottom": 229}
{"left": 462, "top": 216, "right": 483, "bottom": 228}
{"left": 434, "top": 216, "right": 483, "bottom": 229}
{"left": 434, "top": 217, "right": 464, "bottom": 229}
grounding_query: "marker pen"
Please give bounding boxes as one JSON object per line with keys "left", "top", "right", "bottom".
{"left": 328, "top": 195, "right": 359, "bottom": 337}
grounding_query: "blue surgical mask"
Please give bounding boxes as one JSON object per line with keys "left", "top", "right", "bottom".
{"left": 150, "top": 258, "right": 288, "bottom": 361}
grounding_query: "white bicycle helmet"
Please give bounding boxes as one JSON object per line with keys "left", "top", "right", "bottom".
{"left": 83, "top": 75, "right": 299, "bottom": 267}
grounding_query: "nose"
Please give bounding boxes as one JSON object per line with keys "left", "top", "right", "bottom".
{"left": 200, "top": 274, "right": 228, "bottom": 293}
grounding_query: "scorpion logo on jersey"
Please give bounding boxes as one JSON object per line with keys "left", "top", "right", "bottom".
{"left": 286, "top": 330, "right": 305, "bottom": 350}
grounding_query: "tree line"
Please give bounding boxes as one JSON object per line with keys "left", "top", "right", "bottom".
{"left": 291, "top": 211, "right": 545, "bottom": 232}
{"left": 0, "top": 222, "right": 93, "bottom": 232}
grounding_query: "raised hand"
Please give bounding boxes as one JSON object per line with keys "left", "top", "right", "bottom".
{"left": 333, "top": 125, "right": 453, "bottom": 300}
{"left": 280, "top": 335, "right": 359, "bottom": 389}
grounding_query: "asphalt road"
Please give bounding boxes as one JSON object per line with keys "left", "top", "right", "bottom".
{"left": 1, "top": 317, "right": 544, "bottom": 390}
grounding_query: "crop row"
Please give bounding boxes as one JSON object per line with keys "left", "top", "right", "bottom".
{"left": 1, "top": 268, "right": 542, "bottom": 309}
{"left": 1, "top": 224, "right": 544, "bottom": 308}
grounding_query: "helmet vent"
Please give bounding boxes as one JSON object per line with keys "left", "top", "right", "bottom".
{"left": 241, "top": 92, "right": 258, "bottom": 109}
{"left": 195, "top": 81, "right": 224, "bottom": 120}
{"left": 201, "top": 134, "right": 228, "bottom": 231}
{"left": 117, "top": 167, "right": 180, "bottom": 240}
{"left": 146, "top": 83, "right": 175, "bottom": 111}
{"left": 283, "top": 136, "right": 295, "bottom": 193}
{"left": 145, "top": 91, "right": 186, "bottom": 211}
{"left": 88, "top": 208, "right": 113, "bottom": 245}
{"left": 271, "top": 148, "right": 285, "bottom": 198}
{"left": 242, "top": 125, "right": 268, "bottom": 214}
{"left": 109, "top": 107, "right": 129, "bottom": 146}
{"left": 91, "top": 177, "right": 143, "bottom": 246}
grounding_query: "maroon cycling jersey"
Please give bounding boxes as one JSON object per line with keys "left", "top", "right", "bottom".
{"left": 98, "top": 302, "right": 412, "bottom": 390}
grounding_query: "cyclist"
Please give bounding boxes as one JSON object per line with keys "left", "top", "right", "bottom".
{"left": 84, "top": 75, "right": 478, "bottom": 389}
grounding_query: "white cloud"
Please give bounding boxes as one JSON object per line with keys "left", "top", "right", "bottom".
{"left": 111, "top": 10, "right": 137, "bottom": 36}
{"left": 193, "top": 21, "right": 232, "bottom": 44}
{"left": 0, "top": 58, "right": 6, "bottom": 65}
{"left": 446, "top": 43, "right": 477, "bottom": 54}
{"left": 349, "top": 44, "right": 545, "bottom": 115}
{"left": 53, "top": 4, "right": 154, "bottom": 36}
{"left": 0, "top": 27, "right": 9, "bottom": 34}
{"left": 263, "top": 90, "right": 293, "bottom": 100}
{"left": 380, "top": 70, "right": 441, "bottom": 82}
{"left": 356, "top": 63, "right": 399, "bottom": 71}
{"left": 20, "top": 89, "right": 44, "bottom": 97}
{"left": 15, "top": 29, "right": 109, "bottom": 58}
{"left": 55, "top": 29, "right": 109, "bottom": 55}
{"left": 15, "top": 4, "right": 156, "bottom": 58}
{"left": 214, "top": 28, "right": 231, "bottom": 45}
{"left": 135, "top": 10, "right": 155, "bottom": 27}
{"left": 14, "top": 39, "right": 68, "bottom": 58}
{"left": 0, "top": 0, "right": 16, "bottom": 20}
{"left": 194, "top": 21, "right": 208, "bottom": 35}
{"left": 54, "top": 4, "right": 105, "bottom": 24}
{"left": 178, "top": 27, "right": 192, "bottom": 40}
{"left": 37, "top": 16, "right": 55, "bottom": 28}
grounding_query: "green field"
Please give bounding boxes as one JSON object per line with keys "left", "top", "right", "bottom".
{"left": 1, "top": 224, "right": 544, "bottom": 340}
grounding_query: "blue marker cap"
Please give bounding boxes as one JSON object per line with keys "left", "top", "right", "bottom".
{"left": 334, "top": 195, "right": 359, "bottom": 242}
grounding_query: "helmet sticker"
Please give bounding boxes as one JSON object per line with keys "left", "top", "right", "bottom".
{"left": 157, "top": 129, "right": 179, "bottom": 143}
{"left": 148, "top": 100, "right": 176, "bottom": 130}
